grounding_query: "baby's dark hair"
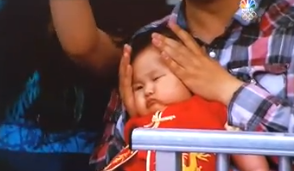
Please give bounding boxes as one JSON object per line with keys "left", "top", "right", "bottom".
{"left": 129, "top": 24, "right": 180, "bottom": 64}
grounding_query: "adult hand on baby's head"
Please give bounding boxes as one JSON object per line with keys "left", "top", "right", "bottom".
{"left": 151, "top": 23, "right": 244, "bottom": 105}
{"left": 119, "top": 45, "right": 137, "bottom": 117}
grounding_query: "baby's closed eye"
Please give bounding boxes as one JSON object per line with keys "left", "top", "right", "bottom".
{"left": 152, "top": 75, "right": 165, "bottom": 81}
{"left": 133, "top": 84, "right": 143, "bottom": 91}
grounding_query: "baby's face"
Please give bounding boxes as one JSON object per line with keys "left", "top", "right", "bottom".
{"left": 132, "top": 45, "right": 192, "bottom": 116}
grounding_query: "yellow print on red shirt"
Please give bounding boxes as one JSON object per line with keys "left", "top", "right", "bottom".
{"left": 182, "top": 153, "right": 211, "bottom": 171}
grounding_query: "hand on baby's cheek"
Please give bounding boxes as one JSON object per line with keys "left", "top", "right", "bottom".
{"left": 130, "top": 44, "right": 192, "bottom": 117}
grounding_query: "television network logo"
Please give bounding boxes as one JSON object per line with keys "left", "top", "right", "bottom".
{"left": 240, "top": 0, "right": 257, "bottom": 22}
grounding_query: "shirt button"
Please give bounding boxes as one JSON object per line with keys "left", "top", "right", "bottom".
{"left": 209, "top": 51, "right": 216, "bottom": 58}
{"left": 249, "top": 78, "right": 256, "bottom": 84}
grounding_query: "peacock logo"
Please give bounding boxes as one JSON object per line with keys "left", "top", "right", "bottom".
{"left": 240, "top": 0, "right": 257, "bottom": 21}
{"left": 240, "top": 0, "right": 256, "bottom": 10}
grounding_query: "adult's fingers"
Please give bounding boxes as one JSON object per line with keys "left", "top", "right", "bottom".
{"left": 119, "top": 45, "right": 130, "bottom": 101}
{"left": 161, "top": 51, "right": 185, "bottom": 77}
{"left": 118, "top": 45, "right": 137, "bottom": 116}
{"left": 168, "top": 22, "right": 202, "bottom": 55}
{"left": 121, "top": 65, "right": 136, "bottom": 116}
{"left": 152, "top": 32, "right": 180, "bottom": 49}
{"left": 119, "top": 44, "right": 131, "bottom": 78}
{"left": 152, "top": 35, "right": 189, "bottom": 67}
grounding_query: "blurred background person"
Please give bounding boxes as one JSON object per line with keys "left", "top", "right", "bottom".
{"left": 0, "top": 0, "right": 173, "bottom": 171}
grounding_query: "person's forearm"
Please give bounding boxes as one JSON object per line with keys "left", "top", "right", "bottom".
{"left": 232, "top": 155, "right": 269, "bottom": 171}
{"left": 228, "top": 83, "right": 293, "bottom": 132}
{"left": 50, "top": 0, "right": 121, "bottom": 74}
{"left": 50, "top": 0, "right": 98, "bottom": 55}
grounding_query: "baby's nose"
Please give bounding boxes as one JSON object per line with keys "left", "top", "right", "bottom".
{"left": 145, "top": 88, "right": 154, "bottom": 96}
{"left": 144, "top": 84, "right": 155, "bottom": 96}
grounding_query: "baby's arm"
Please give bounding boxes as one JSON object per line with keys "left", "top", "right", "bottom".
{"left": 232, "top": 155, "right": 269, "bottom": 171}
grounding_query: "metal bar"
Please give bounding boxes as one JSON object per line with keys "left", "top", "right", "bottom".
{"left": 216, "top": 154, "right": 229, "bottom": 171}
{"left": 278, "top": 156, "right": 292, "bottom": 171}
{"left": 131, "top": 128, "right": 294, "bottom": 156}
{"left": 155, "top": 151, "right": 181, "bottom": 171}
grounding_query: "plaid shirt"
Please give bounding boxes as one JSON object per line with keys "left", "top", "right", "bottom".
{"left": 89, "top": 89, "right": 127, "bottom": 170}
{"left": 132, "top": 0, "right": 294, "bottom": 133}
{"left": 91, "top": 0, "right": 294, "bottom": 169}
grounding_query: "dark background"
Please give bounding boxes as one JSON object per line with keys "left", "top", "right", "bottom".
{"left": 0, "top": 0, "right": 178, "bottom": 131}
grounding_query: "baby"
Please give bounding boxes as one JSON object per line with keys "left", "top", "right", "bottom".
{"left": 102, "top": 25, "right": 269, "bottom": 171}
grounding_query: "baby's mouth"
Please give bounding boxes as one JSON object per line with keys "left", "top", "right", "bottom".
{"left": 146, "top": 99, "right": 158, "bottom": 108}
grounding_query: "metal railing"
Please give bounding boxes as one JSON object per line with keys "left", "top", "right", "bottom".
{"left": 131, "top": 128, "right": 294, "bottom": 171}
